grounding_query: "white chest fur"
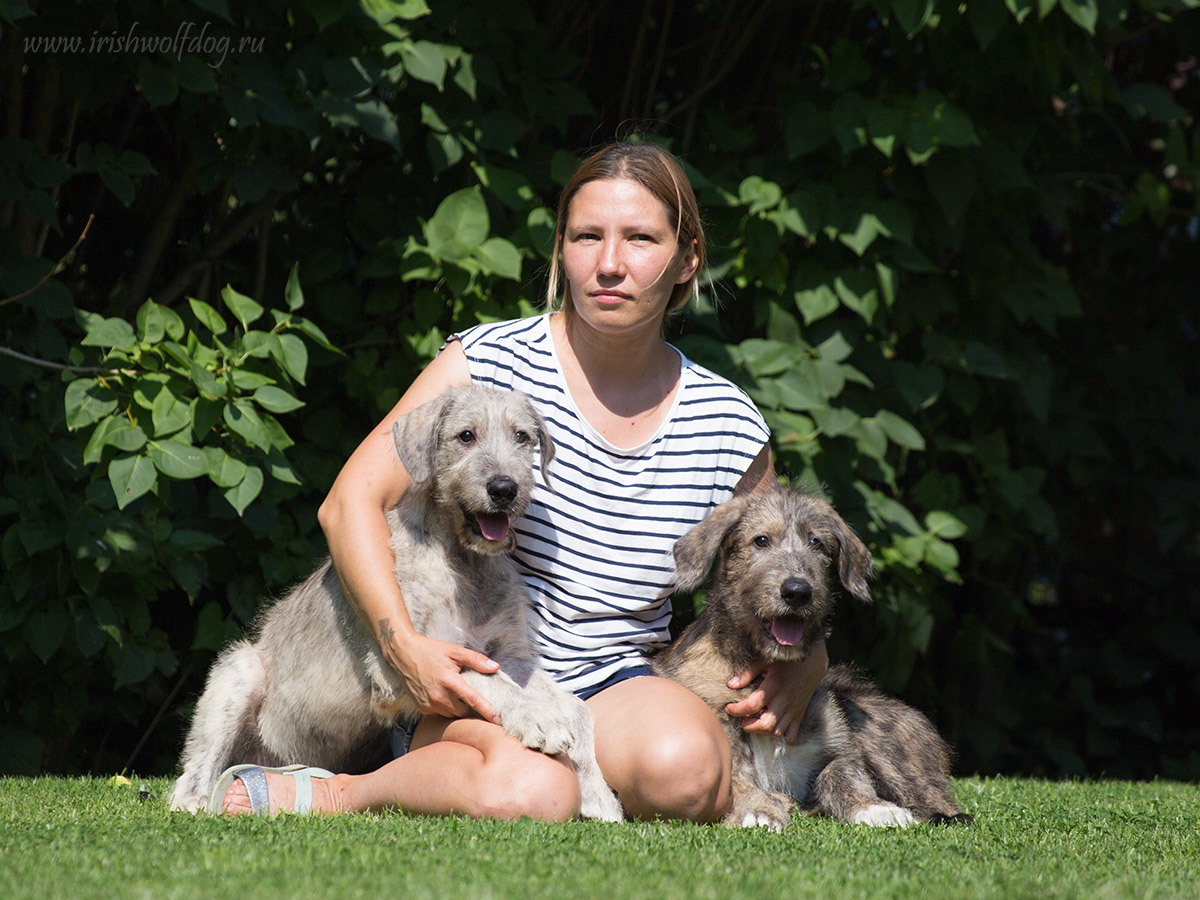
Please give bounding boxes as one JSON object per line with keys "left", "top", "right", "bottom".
{"left": 748, "top": 733, "right": 828, "bottom": 798}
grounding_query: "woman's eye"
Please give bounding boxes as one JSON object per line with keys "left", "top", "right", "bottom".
{"left": 457, "top": 431, "right": 476, "bottom": 445}
{"left": 753, "top": 535, "right": 771, "bottom": 548}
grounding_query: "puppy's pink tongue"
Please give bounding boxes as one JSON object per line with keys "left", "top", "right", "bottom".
{"left": 771, "top": 617, "right": 805, "bottom": 646}
{"left": 476, "top": 512, "right": 511, "bottom": 542}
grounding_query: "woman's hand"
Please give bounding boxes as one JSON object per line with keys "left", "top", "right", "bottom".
{"left": 724, "top": 638, "right": 828, "bottom": 744}
{"left": 381, "top": 624, "right": 502, "bottom": 724}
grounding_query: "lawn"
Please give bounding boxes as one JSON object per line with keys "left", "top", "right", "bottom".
{"left": 1, "top": 776, "right": 1196, "bottom": 900}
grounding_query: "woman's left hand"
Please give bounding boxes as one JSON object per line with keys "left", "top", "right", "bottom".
{"left": 725, "top": 638, "right": 828, "bottom": 744}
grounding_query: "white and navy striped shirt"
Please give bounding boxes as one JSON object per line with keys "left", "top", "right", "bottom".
{"left": 452, "top": 314, "right": 770, "bottom": 696}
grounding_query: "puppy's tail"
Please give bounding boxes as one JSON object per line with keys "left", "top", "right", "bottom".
{"left": 169, "top": 642, "right": 267, "bottom": 812}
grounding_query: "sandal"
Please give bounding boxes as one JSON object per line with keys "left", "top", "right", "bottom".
{"left": 206, "top": 763, "right": 335, "bottom": 816}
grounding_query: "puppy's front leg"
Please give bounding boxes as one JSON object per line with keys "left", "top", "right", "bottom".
{"left": 725, "top": 757, "right": 794, "bottom": 830}
{"left": 461, "top": 662, "right": 575, "bottom": 755}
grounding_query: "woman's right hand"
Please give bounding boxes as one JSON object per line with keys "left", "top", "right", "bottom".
{"left": 383, "top": 626, "right": 502, "bottom": 724}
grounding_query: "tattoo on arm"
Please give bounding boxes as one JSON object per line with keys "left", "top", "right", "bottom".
{"left": 379, "top": 618, "right": 396, "bottom": 650}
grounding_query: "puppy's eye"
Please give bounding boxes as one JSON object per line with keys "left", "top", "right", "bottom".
{"left": 514, "top": 430, "right": 529, "bottom": 445}
{"left": 753, "top": 535, "right": 771, "bottom": 548}
{"left": 809, "top": 536, "right": 825, "bottom": 552}
{"left": 457, "top": 430, "right": 476, "bottom": 445}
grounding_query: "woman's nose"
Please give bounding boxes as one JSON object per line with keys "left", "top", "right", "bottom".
{"left": 597, "top": 238, "right": 624, "bottom": 276}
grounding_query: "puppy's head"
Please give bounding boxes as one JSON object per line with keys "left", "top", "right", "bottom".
{"left": 392, "top": 385, "right": 554, "bottom": 555}
{"left": 673, "top": 486, "right": 872, "bottom": 662}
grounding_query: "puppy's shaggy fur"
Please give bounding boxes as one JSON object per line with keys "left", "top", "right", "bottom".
{"left": 169, "top": 385, "right": 622, "bottom": 821}
{"left": 652, "top": 486, "right": 971, "bottom": 829}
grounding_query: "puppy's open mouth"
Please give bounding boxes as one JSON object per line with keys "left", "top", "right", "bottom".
{"left": 466, "top": 509, "right": 511, "bottom": 542}
{"left": 763, "top": 615, "right": 805, "bottom": 647}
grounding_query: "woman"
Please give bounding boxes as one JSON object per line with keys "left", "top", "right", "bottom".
{"left": 217, "top": 142, "right": 829, "bottom": 820}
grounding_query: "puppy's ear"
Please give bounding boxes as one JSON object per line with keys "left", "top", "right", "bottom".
{"left": 829, "top": 511, "right": 873, "bottom": 603}
{"left": 526, "top": 396, "right": 556, "bottom": 491}
{"left": 673, "top": 495, "right": 752, "bottom": 591}
{"left": 392, "top": 390, "right": 455, "bottom": 484}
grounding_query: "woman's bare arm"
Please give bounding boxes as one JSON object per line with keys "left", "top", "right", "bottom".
{"left": 317, "top": 342, "right": 501, "bottom": 722}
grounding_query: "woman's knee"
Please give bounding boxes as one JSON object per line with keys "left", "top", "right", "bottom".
{"left": 633, "top": 723, "right": 731, "bottom": 822}
{"left": 476, "top": 748, "right": 581, "bottom": 822}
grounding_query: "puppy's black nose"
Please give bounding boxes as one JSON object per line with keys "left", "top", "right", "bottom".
{"left": 780, "top": 577, "right": 812, "bottom": 607}
{"left": 487, "top": 475, "right": 519, "bottom": 506}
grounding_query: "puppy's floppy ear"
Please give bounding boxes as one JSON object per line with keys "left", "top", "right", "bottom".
{"left": 673, "top": 495, "right": 752, "bottom": 592}
{"left": 521, "top": 393, "right": 556, "bottom": 490}
{"left": 392, "top": 389, "right": 456, "bottom": 484}
{"left": 829, "top": 510, "right": 873, "bottom": 603}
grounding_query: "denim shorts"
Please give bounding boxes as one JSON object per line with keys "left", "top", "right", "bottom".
{"left": 389, "top": 663, "right": 654, "bottom": 758}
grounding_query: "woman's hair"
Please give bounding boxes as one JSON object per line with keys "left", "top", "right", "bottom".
{"left": 545, "top": 141, "right": 706, "bottom": 314}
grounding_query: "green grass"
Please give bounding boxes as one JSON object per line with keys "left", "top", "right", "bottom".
{"left": 1, "top": 776, "right": 1197, "bottom": 900}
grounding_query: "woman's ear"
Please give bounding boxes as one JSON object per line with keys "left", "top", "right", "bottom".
{"left": 675, "top": 238, "right": 700, "bottom": 284}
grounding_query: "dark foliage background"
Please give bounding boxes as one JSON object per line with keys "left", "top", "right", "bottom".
{"left": 2, "top": 0, "right": 1197, "bottom": 780}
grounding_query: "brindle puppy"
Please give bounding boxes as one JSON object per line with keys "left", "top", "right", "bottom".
{"left": 653, "top": 486, "right": 972, "bottom": 829}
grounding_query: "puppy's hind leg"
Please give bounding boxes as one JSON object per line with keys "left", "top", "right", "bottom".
{"left": 169, "top": 642, "right": 268, "bottom": 812}
{"left": 811, "top": 753, "right": 915, "bottom": 827}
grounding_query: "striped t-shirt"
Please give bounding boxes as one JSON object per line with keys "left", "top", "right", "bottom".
{"left": 452, "top": 314, "right": 770, "bottom": 696}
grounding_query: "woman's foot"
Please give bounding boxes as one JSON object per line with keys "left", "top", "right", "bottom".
{"left": 208, "top": 765, "right": 347, "bottom": 816}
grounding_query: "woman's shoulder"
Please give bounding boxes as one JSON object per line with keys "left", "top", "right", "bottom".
{"left": 456, "top": 313, "right": 549, "bottom": 350}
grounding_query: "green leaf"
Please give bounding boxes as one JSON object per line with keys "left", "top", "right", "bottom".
{"left": 252, "top": 385, "right": 305, "bottom": 414}
{"left": 401, "top": 40, "right": 450, "bottom": 89}
{"left": 151, "top": 385, "right": 191, "bottom": 436}
{"left": 275, "top": 333, "right": 309, "bottom": 385}
{"left": 221, "top": 284, "right": 265, "bottom": 330}
{"left": 926, "top": 510, "right": 969, "bottom": 540}
{"left": 836, "top": 213, "right": 890, "bottom": 257}
{"left": 1058, "top": 0, "right": 1098, "bottom": 33}
{"left": 875, "top": 410, "right": 927, "bottom": 451}
{"left": 424, "top": 187, "right": 489, "bottom": 262}
{"left": 109, "top": 454, "right": 157, "bottom": 508}
{"left": 473, "top": 237, "right": 522, "bottom": 280}
{"left": 284, "top": 263, "right": 304, "bottom": 311}
{"left": 204, "top": 446, "right": 248, "bottom": 488}
{"left": 188, "top": 297, "right": 229, "bottom": 335}
{"left": 136, "top": 300, "right": 166, "bottom": 343}
{"left": 82, "top": 416, "right": 147, "bottom": 463}
{"left": 741, "top": 339, "right": 802, "bottom": 377}
{"left": 739, "top": 176, "right": 783, "bottom": 214}
{"left": 812, "top": 406, "right": 859, "bottom": 438}
{"left": 80, "top": 315, "right": 137, "bottom": 351}
{"left": 146, "top": 439, "right": 208, "bottom": 479}
{"left": 223, "top": 464, "right": 264, "bottom": 515}
{"left": 834, "top": 273, "right": 880, "bottom": 322}
{"left": 795, "top": 285, "right": 839, "bottom": 325}
{"left": 190, "top": 362, "right": 224, "bottom": 400}
{"left": 64, "top": 379, "right": 119, "bottom": 430}
{"left": 223, "top": 400, "right": 273, "bottom": 450}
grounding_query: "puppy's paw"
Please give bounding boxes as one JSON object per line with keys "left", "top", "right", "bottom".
{"left": 501, "top": 704, "right": 576, "bottom": 756}
{"left": 851, "top": 803, "right": 916, "bottom": 827}
{"left": 727, "top": 787, "right": 793, "bottom": 831}
{"left": 579, "top": 780, "right": 624, "bottom": 823}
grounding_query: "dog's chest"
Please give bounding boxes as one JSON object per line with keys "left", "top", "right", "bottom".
{"left": 747, "top": 734, "right": 828, "bottom": 797}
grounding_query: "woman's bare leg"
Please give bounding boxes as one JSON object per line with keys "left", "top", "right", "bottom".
{"left": 218, "top": 716, "right": 581, "bottom": 821}
{"left": 587, "top": 675, "right": 732, "bottom": 822}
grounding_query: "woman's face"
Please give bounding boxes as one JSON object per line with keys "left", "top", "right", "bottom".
{"left": 560, "top": 177, "right": 697, "bottom": 334}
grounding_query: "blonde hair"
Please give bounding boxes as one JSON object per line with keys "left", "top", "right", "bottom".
{"left": 545, "top": 141, "right": 706, "bottom": 315}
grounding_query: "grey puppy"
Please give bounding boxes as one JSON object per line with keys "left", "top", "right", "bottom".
{"left": 652, "top": 486, "right": 971, "bottom": 829}
{"left": 169, "top": 385, "right": 623, "bottom": 822}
